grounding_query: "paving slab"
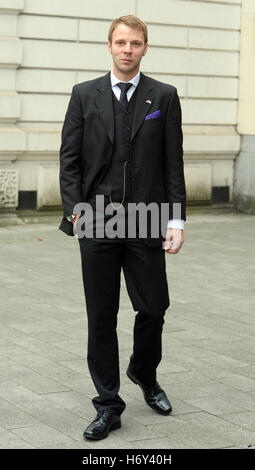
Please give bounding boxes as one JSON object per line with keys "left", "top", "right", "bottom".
{"left": 0, "top": 210, "right": 255, "bottom": 448}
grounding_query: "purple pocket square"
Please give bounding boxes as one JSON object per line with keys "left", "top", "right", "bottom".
{"left": 145, "top": 110, "right": 161, "bottom": 120}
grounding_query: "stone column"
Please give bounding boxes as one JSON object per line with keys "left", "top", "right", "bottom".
{"left": 234, "top": 0, "right": 255, "bottom": 213}
{"left": 0, "top": 0, "right": 25, "bottom": 224}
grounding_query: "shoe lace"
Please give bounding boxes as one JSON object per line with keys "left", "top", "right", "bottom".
{"left": 144, "top": 381, "right": 162, "bottom": 396}
{"left": 97, "top": 409, "right": 112, "bottom": 419}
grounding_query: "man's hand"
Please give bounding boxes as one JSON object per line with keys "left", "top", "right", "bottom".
{"left": 163, "top": 228, "right": 184, "bottom": 254}
{"left": 72, "top": 214, "right": 80, "bottom": 232}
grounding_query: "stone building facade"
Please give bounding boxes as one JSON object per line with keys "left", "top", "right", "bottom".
{"left": 0, "top": 0, "right": 253, "bottom": 215}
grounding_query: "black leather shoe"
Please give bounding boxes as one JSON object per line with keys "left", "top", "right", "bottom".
{"left": 127, "top": 366, "right": 172, "bottom": 415}
{"left": 83, "top": 409, "right": 121, "bottom": 440}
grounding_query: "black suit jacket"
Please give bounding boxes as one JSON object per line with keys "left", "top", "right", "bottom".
{"left": 59, "top": 71, "right": 186, "bottom": 243}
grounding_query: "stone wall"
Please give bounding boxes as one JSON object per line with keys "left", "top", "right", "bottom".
{"left": 0, "top": 0, "right": 242, "bottom": 211}
{"left": 234, "top": 0, "right": 255, "bottom": 213}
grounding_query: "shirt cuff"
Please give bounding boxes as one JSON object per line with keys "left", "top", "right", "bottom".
{"left": 167, "top": 219, "right": 185, "bottom": 230}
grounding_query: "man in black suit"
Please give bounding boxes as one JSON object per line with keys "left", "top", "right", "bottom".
{"left": 59, "top": 15, "right": 186, "bottom": 440}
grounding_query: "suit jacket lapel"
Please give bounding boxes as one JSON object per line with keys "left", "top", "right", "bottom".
{"left": 131, "top": 72, "right": 154, "bottom": 142}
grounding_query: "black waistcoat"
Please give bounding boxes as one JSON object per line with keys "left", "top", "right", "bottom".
{"left": 88, "top": 87, "right": 138, "bottom": 207}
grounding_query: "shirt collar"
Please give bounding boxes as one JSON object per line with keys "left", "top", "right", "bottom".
{"left": 110, "top": 68, "right": 140, "bottom": 88}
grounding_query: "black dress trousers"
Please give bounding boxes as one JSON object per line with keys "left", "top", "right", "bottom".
{"left": 78, "top": 211, "right": 170, "bottom": 416}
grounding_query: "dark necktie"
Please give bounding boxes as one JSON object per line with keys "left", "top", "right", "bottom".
{"left": 116, "top": 82, "right": 133, "bottom": 108}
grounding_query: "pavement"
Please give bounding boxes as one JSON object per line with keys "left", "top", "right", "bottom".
{"left": 0, "top": 209, "right": 255, "bottom": 449}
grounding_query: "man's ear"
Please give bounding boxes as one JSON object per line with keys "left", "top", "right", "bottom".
{"left": 107, "top": 41, "right": 112, "bottom": 54}
{"left": 143, "top": 42, "right": 149, "bottom": 56}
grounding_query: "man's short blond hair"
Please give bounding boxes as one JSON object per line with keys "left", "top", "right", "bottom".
{"left": 108, "top": 15, "right": 148, "bottom": 44}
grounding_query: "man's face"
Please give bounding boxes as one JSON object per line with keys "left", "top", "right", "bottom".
{"left": 108, "top": 23, "right": 148, "bottom": 77}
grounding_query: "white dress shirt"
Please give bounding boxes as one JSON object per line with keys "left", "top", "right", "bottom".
{"left": 110, "top": 69, "right": 184, "bottom": 231}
